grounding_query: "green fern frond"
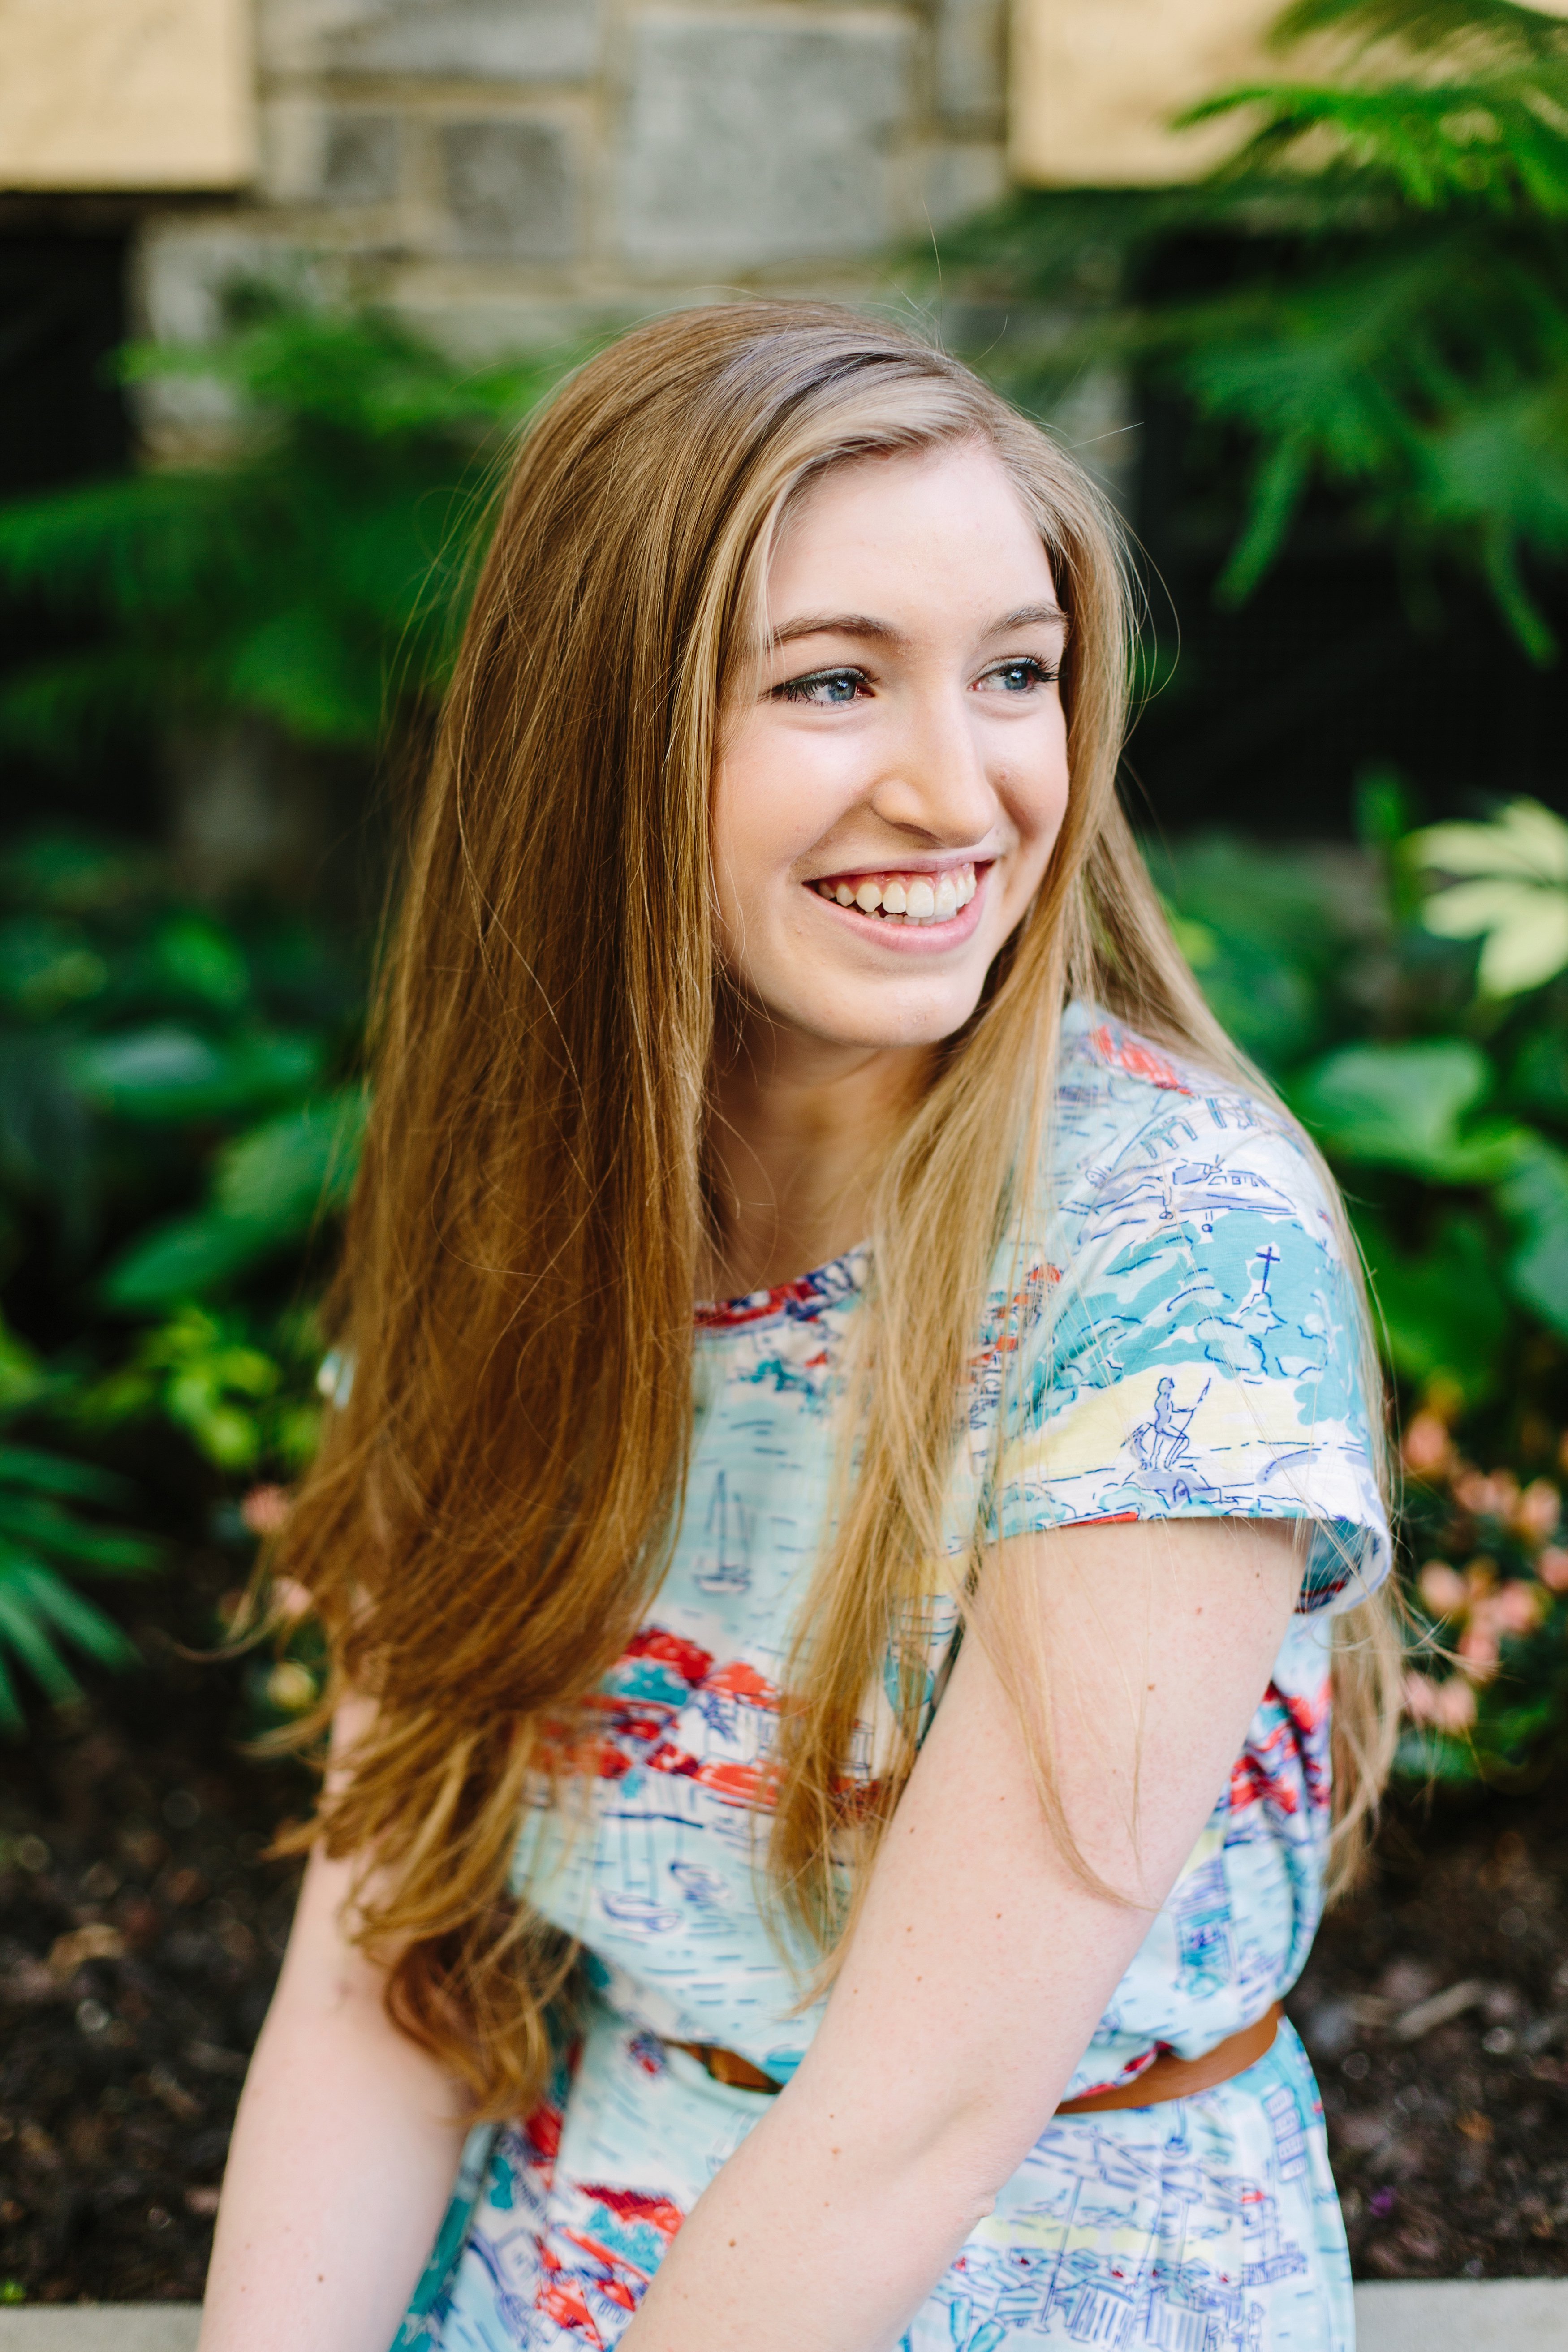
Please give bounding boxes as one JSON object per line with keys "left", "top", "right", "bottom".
{"left": 1189, "top": 77, "right": 1568, "bottom": 213}
{"left": 1271, "top": 0, "right": 1568, "bottom": 64}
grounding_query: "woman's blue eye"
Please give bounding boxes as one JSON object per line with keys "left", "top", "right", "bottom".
{"left": 987, "top": 658, "right": 1053, "bottom": 693}
{"left": 775, "top": 668, "right": 866, "bottom": 706}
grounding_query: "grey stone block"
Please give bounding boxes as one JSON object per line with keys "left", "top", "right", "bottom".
{"left": 935, "top": 0, "right": 1005, "bottom": 120}
{"left": 325, "top": 0, "right": 599, "bottom": 83}
{"left": 320, "top": 112, "right": 401, "bottom": 202}
{"left": 440, "top": 119, "right": 575, "bottom": 258}
{"left": 619, "top": 15, "right": 913, "bottom": 271}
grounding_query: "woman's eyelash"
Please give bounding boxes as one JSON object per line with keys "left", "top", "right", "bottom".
{"left": 772, "top": 667, "right": 867, "bottom": 704}
{"left": 986, "top": 655, "right": 1059, "bottom": 687}
{"left": 771, "top": 653, "right": 1060, "bottom": 705}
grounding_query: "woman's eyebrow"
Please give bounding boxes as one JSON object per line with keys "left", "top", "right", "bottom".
{"left": 765, "top": 601, "right": 1068, "bottom": 653}
{"left": 767, "top": 612, "right": 909, "bottom": 650}
{"left": 993, "top": 602, "right": 1068, "bottom": 634}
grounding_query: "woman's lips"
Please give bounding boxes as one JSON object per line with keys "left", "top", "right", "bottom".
{"left": 806, "top": 861, "right": 992, "bottom": 951}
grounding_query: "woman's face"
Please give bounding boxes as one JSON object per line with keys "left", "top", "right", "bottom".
{"left": 712, "top": 438, "right": 1070, "bottom": 1060}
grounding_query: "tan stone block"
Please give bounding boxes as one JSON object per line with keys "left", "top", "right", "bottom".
{"left": 0, "top": 0, "right": 255, "bottom": 191}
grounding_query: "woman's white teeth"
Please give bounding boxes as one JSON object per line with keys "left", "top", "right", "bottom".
{"left": 814, "top": 864, "right": 977, "bottom": 924}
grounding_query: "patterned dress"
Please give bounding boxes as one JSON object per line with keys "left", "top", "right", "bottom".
{"left": 397, "top": 1003, "right": 1391, "bottom": 2352}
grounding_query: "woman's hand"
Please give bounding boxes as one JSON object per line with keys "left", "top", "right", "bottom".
{"left": 618, "top": 1514, "right": 1302, "bottom": 2352}
{"left": 198, "top": 1709, "right": 468, "bottom": 2352}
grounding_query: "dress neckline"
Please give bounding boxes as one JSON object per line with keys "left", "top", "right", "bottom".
{"left": 694, "top": 1244, "right": 869, "bottom": 1334}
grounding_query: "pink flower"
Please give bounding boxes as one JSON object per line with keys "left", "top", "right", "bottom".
{"left": 1494, "top": 1581, "right": 1545, "bottom": 1635}
{"left": 1458, "top": 1620, "right": 1501, "bottom": 1680}
{"left": 1402, "top": 1413, "right": 1453, "bottom": 1478}
{"left": 1538, "top": 1547, "right": 1568, "bottom": 1593}
{"left": 1455, "top": 1469, "right": 1520, "bottom": 1521}
{"left": 1403, "top": 1671, "right": 1477, "bottom": 1731}
{"left": 241, "top": 1484, "right": 293, "bottom": 1538}
{"left": 268, "top": 1577, "right": 313, "bottom": 1624}
{"left": 1515, "top": 1479, "right": 1563, "bottom": 1544}
{"left": 1418, "top": 1561, "right": 1469, "bottom": 1618}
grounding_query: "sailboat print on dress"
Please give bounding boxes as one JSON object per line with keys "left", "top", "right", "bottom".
{"left": 693, "top": 1470, "right": 752, "bottom": 1596}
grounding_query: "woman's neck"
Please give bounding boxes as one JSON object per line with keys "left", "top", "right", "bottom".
{"left": 702, "top": 1021, "right": 934, "bottom": 1301}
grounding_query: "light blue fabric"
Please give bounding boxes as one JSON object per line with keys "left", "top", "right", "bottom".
{"left": 398, "top": 1004, "right": 1389, "bottom": 2352}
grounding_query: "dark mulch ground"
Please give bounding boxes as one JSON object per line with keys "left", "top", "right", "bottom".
{"left": 0, "top": 1566, "right": 304, "bottom": 2304}
{"left": 1289, "top": 1790, "right": 1568, "bottom": 2280}
{"left": 1, "top": 1579, "right": 1565, "bottom": 2301}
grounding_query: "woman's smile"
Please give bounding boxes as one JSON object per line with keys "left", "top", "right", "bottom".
{"left": 806, "top": 859, "right": 990, "bottom": 949}
{"left": 712, "top": 437, "right": 1070, "bottom": 1061}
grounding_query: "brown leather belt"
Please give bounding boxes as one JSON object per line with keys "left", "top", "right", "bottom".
{"left": 668, "top": 2001, "right": 1284, "bottom": 2109}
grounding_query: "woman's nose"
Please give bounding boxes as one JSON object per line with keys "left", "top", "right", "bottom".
{"left": 866, "top": 685, "right": 996, "bottom": 845}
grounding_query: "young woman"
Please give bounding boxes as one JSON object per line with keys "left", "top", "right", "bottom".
{"left": 200, "top": 304, "right": 1397, "bottom": 2352}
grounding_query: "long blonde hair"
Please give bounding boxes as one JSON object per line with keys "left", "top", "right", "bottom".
{"left": 277, "top": 302, "right": 1400, "bottom": 2118}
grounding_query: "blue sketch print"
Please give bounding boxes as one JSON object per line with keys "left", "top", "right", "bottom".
{"left": 396, "top": 1005, "right": 1390, "bottom": 2352}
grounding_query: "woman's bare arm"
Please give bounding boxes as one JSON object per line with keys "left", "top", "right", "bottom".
{"left": 198, "top": 1732, "right": 468, "bottom": 2352}
{"left": 619, "top": 1514, "right": 1302, "bottom": 2352}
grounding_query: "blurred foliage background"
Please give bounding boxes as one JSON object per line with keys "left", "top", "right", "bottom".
{"left": 3, "top": 0, "right": 1568, "bottom": 1795}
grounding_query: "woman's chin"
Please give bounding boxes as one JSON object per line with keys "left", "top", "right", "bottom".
{"left": 756, "top": 982, "right": 986, "bottom": 1058}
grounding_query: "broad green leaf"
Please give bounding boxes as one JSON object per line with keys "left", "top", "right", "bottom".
{"left": 69, "top": 1025, "right": 323, "bottom": 1122}
{"left": 1497, "top": 1134, "right": 1568, "bottom": 1338}
{"left": 214, "top": 1091, "right": 367, "bottom": 1225}
{"left": 1479, "top": 897, "right": 1568, "bottom": 995}
{"left": 102, "top": 1090, "right": 367, "bottom": 1308}
{"left": 1294, "top": 1039, "right": 1526, "bottom": 1180}
{"left": 152, "top": 914, "right": 250, "bottom": 1012}
{"left": 1411, "top": 799, "right": 1568, "bottom": 883}
{"left": 0, "top": 917, "right": 108, "bottom": 1017}
{"left": 101, "top": 1213, "right": 289, "bottom": 1311}
{"left": 1421, "top": 875, "right": 1568, "bottom": 994}
{"left": 1354, "top": 1208, "right": 1508, "bottom": 1399}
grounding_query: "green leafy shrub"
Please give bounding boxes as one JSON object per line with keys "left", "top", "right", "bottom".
{"left": 0, "top": 297, "right": 562, "bottom": 763}
{"left": 932, "top": 0, "right": 1568, "bottom": 655}
{"left": 0, "top": 1326, "right": 159, "bottom": 1730}
{"left": 0, "top": 295, "right": 570, "bottom": 1734}
{"left": 1160, "top": 792, "right": 1568, "bottom": 1779}
{"left": 0, "top": 826, "right": 366, "bottom": 1726}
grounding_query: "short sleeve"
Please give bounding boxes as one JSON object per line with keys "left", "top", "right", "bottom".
{"left": 988, "top": 1021, "right": 1391, "bottom": 1614}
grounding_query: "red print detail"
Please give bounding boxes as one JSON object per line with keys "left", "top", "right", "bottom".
{"left": 701, "top": 1658, "right": 782, "bottom": 1710}
{"left": 522, "top": 2094, "right": 564, "bottom": 2167}
{"left": 1090, "top": 1023, "right": 1192, "bottom": 1095}
{"left": 1228, "top": 1678, "right": 1331, "bottom": 1818}
{"left": 623, "top": 1626, "right": 714, "bottom": 1687}
{"left": 612, "top": 1708, "right": 675, "bottom": 1746}
{"left": 537, "top": 2264, "right": 605, "bottom": 2346}
{"left": 695, "top": 1756, "right": 781, "bottom": 1809}
{"left": 694, "top": 1270, "right": 834, "bottom": 1332}
{"left": 582, "top": 2186, "right": 686, "bottom": 2237}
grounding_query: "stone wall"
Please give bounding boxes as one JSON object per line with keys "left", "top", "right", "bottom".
{"left": 138, "top": 0, "right": 1008, "bottom": 355}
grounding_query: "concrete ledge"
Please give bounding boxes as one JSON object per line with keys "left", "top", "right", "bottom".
{"left": 0, "top": 2281, "right": 1565, "bottom": 2347}
{"left": 0, "top": 2318, "right": 199, "bottom": 2350}
{"left": 1354, "top": 2277, "right": 1568, "bottom": 2347}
